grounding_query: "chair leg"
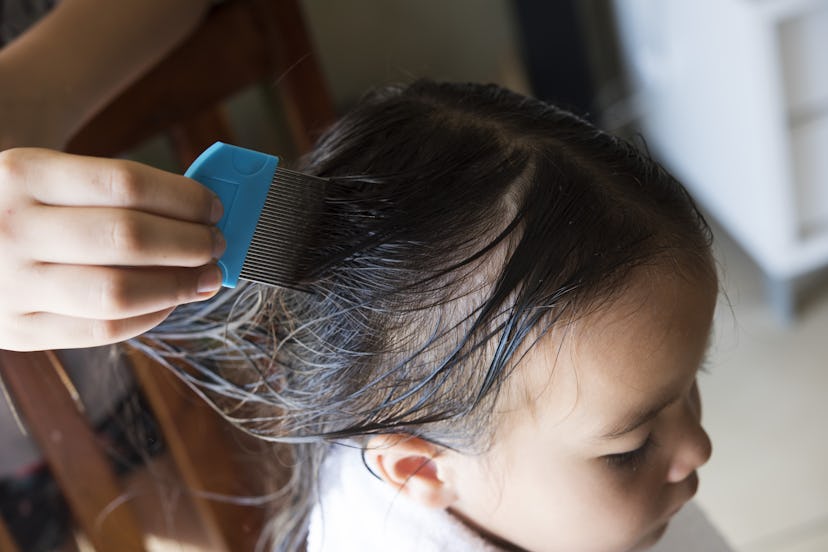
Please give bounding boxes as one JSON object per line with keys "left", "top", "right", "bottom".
{"left": 0, "top": 351, "right": 147, "bottom": 552}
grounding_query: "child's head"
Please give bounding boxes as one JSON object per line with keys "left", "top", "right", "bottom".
{"left": 148, "top": 80, "right": 717, "bottom": 552}
{"left": 408, "top": 264, "right": 715, "bottom": 552}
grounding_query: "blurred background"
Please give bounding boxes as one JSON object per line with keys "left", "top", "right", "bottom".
{"left": 2, "top": 0, "right": 827, "bottom": 550}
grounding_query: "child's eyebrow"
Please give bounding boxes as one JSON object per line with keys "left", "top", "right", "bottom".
{"left": 599, "top": 328, "right": 714, "bottom": 440}
{"left": 598, "top": 393, "right": 680, "bottom": 439}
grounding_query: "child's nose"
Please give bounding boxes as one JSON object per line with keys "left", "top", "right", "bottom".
{"left": 666, "top": 404, "right": 713, "bottom": 484}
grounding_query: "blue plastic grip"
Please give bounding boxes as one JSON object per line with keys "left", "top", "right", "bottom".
{"left": 185, "top": 142, "right": 280, "bottom": 288}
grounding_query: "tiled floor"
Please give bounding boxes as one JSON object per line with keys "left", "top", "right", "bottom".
{"left": 695, "top": 227, "right": 828, "bottom": 551}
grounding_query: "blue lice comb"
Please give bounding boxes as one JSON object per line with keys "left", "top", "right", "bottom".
{"left": 185, "top": 142, "right": 328, "bottom": 289}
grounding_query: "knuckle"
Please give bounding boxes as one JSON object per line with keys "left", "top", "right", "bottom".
{"left": 3, "top": 314, "right": 41, "bottom": 352}
{"left": 197, "top": 227, "right": 216, "bottom": 263}
{"left": 0, "top": 322, "right": 22, "bottom": 351}
{"left": 0, "top": 149, "right": 26, "bottom": 183}
{"left": 0, "top": 276, "right": 26, "bottom": 311}
{"left": 0, "top": 212, "right": 17, "bottom": 244}
{"left": 107, "top": 216, "right": 145, "bottom": 253}
{"left": 104, "top": 162, "right": 142, "bottom": 205}
{"left": 90, "top": 318, "right": 122, "bottom": 344}
{"left": 0, "top": 151, "right": 29, "bottom": 243}
{"left": 174, "top": 269, "right": 198, "bottom": 302}
{"left": 95, "top": 271, "right": 131, "bottom": 314}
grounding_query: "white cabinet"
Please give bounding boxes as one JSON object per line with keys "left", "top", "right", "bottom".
{"left": 611, "top": 0, "right": 828, "bottom": 319}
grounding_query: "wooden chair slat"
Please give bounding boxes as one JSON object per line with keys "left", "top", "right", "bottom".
{"left": 168, "top": 105, "right": 236, "bottom": 169}
{"left": 264, "top": 0, "right": 336, "bottom": 152}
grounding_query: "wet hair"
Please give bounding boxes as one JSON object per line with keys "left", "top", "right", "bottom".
{"left": 135, "top": 80, "right": 713, "bottom": 551}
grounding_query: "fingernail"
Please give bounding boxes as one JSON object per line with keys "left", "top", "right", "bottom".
{"left": 212, "top": 227, "right": 227, "bottom": 259}
{"left": 210, "top": 196, "right": 224, "bottom": 224}
{"left": 197, "top": 264, "right": 223, "bottom": 294}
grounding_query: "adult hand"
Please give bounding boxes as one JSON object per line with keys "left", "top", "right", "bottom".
{"left": 0, "top": 148, "right": 225, "bottom": 351}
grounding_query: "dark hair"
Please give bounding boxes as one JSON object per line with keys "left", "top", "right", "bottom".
{"left": 137, "top": 80, "right": 713, "bottom": 551}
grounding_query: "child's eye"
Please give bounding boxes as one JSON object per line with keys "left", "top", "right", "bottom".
{"left": 604, "top": 435, "right": 655, "bottom": 471}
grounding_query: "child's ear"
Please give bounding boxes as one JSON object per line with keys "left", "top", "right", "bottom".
{"left": 365, "top": 434, "right": 458, "bottom": 509}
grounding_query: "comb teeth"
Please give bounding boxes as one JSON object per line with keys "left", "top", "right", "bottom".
{"left": 239, "top": 167, "right": 328, "bottom": 289}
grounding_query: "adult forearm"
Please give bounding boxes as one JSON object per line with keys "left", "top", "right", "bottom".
{"left": 0, "top": 0, "right": 212, "bottom": 148}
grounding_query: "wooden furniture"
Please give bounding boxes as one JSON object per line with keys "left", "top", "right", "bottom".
{"left": 612, "top": 0, "right": 828, "bottom": 320}
{"left": 0, "top": 351, "right": 147, "bottom": 551}
{"left": 0, "top": 0, "right": 333, "bottom": 550}
{"left": 67, "top": 0, "right": 334, "bottom": 166}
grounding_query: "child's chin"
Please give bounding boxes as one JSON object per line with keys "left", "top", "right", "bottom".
{"left": 630, "top": 521, "right": 670, "bottom": 551}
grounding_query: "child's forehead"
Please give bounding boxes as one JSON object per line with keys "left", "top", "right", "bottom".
{"left": 495, "top": 269, "right": 716, "bottom": 437}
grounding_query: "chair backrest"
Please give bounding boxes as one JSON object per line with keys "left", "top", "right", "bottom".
{"left": 0, "top": 0, "right": 333, "bottom": 549}
{"left": 67, "top": 0, "right": 334, "bottom": 166}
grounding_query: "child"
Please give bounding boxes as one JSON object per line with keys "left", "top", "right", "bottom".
{"left": 141, "top": 80, "right": 727, "bottom": 552}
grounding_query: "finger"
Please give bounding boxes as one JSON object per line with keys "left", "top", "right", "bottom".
{"left": 21, "top": 205, "right": 225, "bottom": 266}
{"left": 9, "top": 308, "right": 177, "bottom": 350}
{"left": 20, "top": 263, "right": 223, "bottom": 319}
{"left": 1, "top": 148, "right": 222, "bottom": 223}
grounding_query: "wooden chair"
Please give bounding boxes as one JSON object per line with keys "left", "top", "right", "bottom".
{"left": 0, "top": 0, "right": 334, "bottom": 550}
{"left": 68, "top": 0, "right": 334, "bottom": 165}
